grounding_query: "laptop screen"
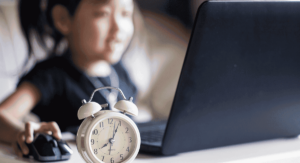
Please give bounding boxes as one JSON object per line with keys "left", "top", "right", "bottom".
{"left": 162, "top": 1, "right": 300, "bottom": 155}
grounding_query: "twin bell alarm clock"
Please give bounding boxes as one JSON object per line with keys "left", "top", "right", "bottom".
{"left": 76, "top": 86, "right": 140, "bottom": 163}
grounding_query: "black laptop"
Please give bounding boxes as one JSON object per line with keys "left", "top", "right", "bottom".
{"left": 138, "top": 0, "right": 300, "bottom": 155}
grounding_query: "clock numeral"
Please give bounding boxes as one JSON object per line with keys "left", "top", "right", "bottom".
{"left": 120, "top": 154, "right": 124, "bottom": 160}
{"left": 93, "top": 129, "right": 98, "bottom": 135}
{"left": 126, "top": 147, "right": 130, "bottom": 152}
{"left": 119, "top": 120, "right": 121, "bottom": 126}
{"left": 91, "top": 139, "right": 94, "bottom": 145}
{"left": 108, "top": 118, "right": 113, "bottom": 124}
{"left": 94, "top": 149, "right": 98, "bottom": 155}
{"left": 129, "top": 137, "right": 132, "bottom": 143}
{"left": 102, "top": 156, "right": 104, "bottom": 161}
{"left": 99, "top": 122, "right": 104, "bottom": 128}
{"left": 125, "top": 127, "right": 129, "bottom": 133}
{"left": 110, "top": 157, "right": 114, "bottom": 163}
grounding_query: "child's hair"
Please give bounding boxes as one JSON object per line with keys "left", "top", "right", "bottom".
{"left": 19, "top": 0, "right": 81, "bottom": 57}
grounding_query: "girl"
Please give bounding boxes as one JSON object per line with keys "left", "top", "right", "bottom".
{"left": 0, "top": 0, "right": 151, "bottom": 157}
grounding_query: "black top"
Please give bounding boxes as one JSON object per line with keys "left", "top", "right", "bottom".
{"left": 18, "top": 53, "right": 137, "bottom": 131}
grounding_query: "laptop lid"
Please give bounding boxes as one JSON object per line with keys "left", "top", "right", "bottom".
{"left": 161, "top": 0, "right": 300, "bottom": 155}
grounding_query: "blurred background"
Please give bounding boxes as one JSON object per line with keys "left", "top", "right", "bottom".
{"left": 0, "top": 0, "right": 205, "bottom": 121}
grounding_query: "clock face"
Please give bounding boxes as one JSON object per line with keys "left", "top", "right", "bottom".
{"left": 89, "top": 118, "right": 137, "bottom": 163}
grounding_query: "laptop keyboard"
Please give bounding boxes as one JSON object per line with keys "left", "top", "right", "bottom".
{"left": 137, "top": 120, "right": 167, "bottom": 143}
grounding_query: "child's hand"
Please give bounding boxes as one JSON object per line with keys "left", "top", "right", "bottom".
{"left": 11, "top": 121, "right": 62, "bottom": 157}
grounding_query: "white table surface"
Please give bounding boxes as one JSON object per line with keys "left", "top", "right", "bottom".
{"left": 1, "top": 132, "right": 300, "bottom": 163}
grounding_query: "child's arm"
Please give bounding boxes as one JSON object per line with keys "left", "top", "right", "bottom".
{"left": 0, "top": 82, "right": 40, "bottom": 142}
{"left": 0, "top": 82, "right": 61, "bottom": 156}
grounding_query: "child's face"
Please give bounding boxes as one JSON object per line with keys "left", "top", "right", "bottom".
{"left": 69, "top": 0, "right": 134, "bottom": 64}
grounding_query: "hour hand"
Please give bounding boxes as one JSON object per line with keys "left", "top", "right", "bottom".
{"left": 101, "top": 143, "right": 108, "bottom": 149}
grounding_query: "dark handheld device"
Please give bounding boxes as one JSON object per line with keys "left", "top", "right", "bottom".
{"left": 18, "top": 133, "right": 72, "bottom": 162}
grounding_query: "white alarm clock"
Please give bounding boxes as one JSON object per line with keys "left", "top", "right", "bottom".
{"left": 76, "top": 87, "right": 141, "bottom": 163}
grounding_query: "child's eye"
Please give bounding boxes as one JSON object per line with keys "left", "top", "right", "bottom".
{"left": 122, "top": 11, "right": 132, "bottom": 17}
{"left": 93, "top": 11, "right": 110, "bottom": 17}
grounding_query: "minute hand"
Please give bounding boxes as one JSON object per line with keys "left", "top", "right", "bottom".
{"left": 110, "top": 122, "right": 116, "bottom": 155}
{"left": 113, "top": 124, "right": 119, "bottom": 139}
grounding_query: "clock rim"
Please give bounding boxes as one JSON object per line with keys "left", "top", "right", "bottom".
{"left": 76, "top": 116, "right": 93, "bottom": 163}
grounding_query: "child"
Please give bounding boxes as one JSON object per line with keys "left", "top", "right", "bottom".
{"left": 0, "top": 0, "right": 145, "bottom": 157}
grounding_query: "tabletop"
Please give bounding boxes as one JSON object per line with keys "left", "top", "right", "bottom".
{"left": 1, "top": 132, "right": 300, "bottom": 163}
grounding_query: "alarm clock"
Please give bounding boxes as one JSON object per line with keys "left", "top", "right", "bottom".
{"left": 76, "top": 86, "right": 141, "bottom": 163}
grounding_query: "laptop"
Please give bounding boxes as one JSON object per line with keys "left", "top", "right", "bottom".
{"left": 138, "top": 0, "right": 300, "bottom": 155}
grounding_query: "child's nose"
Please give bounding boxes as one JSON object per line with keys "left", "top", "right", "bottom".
{"left": 110, "top": 16, "right": 121, "bottom": 37}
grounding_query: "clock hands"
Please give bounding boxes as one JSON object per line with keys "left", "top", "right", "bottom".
{"left": 112, "top": 122, "right": 116, "bottom": 139}
{"left": 101, "top": 122, "right": 115, "bottom": 150}
{"left": 113, "top": 122, "right": 116, "bottom": 138}
{"left": 109, "top": 121, "right": 121, "bottom": 155}
{"left": 109, "top": 122, "right": 116, "bottom": 155}
{"left": 101, "top": 143, "right": 108, "bottom": 149}
{"left": 113, "top": 123, "right": 119, "bottom": 139}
